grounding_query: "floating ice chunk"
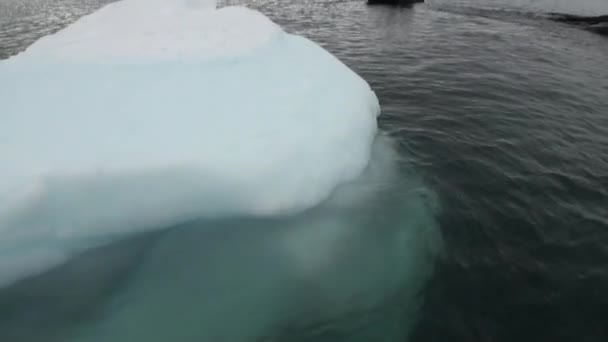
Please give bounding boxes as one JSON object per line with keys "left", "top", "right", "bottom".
{"left": 0, "top": 0, "right": 380, "bottom": 286}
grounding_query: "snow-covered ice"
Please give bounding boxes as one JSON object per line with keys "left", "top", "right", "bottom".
{"left": 0, "top": 0, "right": 380, "bottom": 287}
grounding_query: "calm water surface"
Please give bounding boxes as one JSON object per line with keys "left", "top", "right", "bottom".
{"left": 1, "top": 0, "right": 608, "bottom": 341}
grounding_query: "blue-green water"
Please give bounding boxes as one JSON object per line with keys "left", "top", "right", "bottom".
{"left": 1, "top": 0, "right": 608, "bottom": 341}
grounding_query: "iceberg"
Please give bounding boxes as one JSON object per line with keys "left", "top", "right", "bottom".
{"left": 0, "top": 0, "right": 441, "bottom": 340}
{"left": 0, "top": 0, "right": 379, "bottom": 287}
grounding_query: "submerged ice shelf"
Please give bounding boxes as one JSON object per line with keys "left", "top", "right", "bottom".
{"left": 1, "top": 136, "right": 442, "bottom": 342}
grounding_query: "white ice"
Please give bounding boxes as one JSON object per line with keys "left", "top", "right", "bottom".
{"left": 0, "top": 0, "right": 380, "bottom": 287}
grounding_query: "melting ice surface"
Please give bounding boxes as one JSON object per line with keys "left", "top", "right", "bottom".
{"left": 0, "top": 0, "right": 440, "bottom": 340}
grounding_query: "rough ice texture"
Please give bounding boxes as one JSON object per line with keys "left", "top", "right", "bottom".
{"left": 0, "top": 0, "right": 380, "bottom": 287}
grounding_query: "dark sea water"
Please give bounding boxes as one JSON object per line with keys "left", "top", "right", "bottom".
{"left": 2, "top": 0, "right": 608, "bottom": 341}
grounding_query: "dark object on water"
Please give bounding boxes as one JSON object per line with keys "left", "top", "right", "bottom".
{"left": 549, "top": 14, "right": 608, "bottom": 36}
{"left": 367, "top": 0, "right": 424, "bottom": 6}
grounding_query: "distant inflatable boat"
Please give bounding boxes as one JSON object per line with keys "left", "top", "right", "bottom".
{"left": 549, "top": 14, "right": 608, "bottom": 36}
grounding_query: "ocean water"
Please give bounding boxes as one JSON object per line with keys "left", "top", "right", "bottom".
{"left": 1, "top": 0, "right": 608, "bottom": 341}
